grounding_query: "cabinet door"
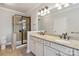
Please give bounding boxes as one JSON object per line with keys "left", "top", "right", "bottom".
{"left": 30, "top": 38, "right": 34, "bottom": 53}
{"left": 38, "top": 42, "right": 44, "bottom": 56}
{"left": 36, "top": 41, "right": 39, "bottom": 56}
{"left": 51, "top": 43, "right": 73, "bottom": 55}
{"left": 30, "top": 37, "right": 36, "bottom": 55}
{"left": 44, "top": 46, "right": 59, "bottom": 56}
{"left": 74, "top": 49, "right": 79, "bottom": 56}
{"left": 36, "top": 38, "right": 44, "bottom": 56}
{"left": 60, "top": 52, "right": 70, "bottom": 56}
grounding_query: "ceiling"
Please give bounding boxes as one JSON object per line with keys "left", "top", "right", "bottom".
{"left": 0, "top": 3, "right": 43, "bottom": 13}
{"left": 0, "top": 3, "right": 77, "bottom": 15}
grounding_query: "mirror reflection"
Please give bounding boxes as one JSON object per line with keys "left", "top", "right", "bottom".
{"left": 38, "top": 3, "right": 79, "bottom": 38}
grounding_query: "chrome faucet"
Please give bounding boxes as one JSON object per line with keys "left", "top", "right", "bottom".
{"left": 38, "top": 31, "right": 47, "bottom": 35}
{"left": 61, "top": 33, "right": 70, "bottom": 40}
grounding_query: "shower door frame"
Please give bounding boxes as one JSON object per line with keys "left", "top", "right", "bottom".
{"left": 12, "top": 15, "right": 31, "bottom": 47}
{"left": 21, "top": 16, "right": 31, "bottom": 44}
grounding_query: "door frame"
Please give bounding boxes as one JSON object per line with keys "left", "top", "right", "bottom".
{"left": 12, "top": 15, "right": 31, "bottom": 49}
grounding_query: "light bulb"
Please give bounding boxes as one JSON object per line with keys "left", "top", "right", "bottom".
{"left": 46, "top": 10, "right": 50, "bottom": 14}
{"left": 57, "top": 6, "right": 62, "bottom": 10}
{"left": 38, "top": 12, "right": 41, "bottom": 15}
{"left": 41, "top": 10, "right": 43, "bottom": 14}
{"left": 41, "top": 13, "right": 45, "bottom": 16}
{"left": 64, "top": 3, "right": 70, "bottom": 7}
{"left": 43, "top": 8, "right": 47, "bottom": 15}
{"left": 44, "top": 8, "right": 47, "bottom": 13}
{"left": 44, "top": 12, "right": 46, "bottom": 15}
{"left": 55, "top": 3, "right": 60, "bottom": 7}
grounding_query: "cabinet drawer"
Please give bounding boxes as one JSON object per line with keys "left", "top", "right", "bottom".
{"left": 51, "top": 43, "right": 73, "bottom": 55}
{"left": 44, "top": 46, "right": 59, "bottom": 56}
{"left": 51, "top": 43, "right": 60, "bottom": 49}
{"left": 60, "top": 52, "right": 70, "bottom": 56}
{"left": 32, "top": 36, "right": 44, "bottom": 43}
{"left": 44, "top": 40, "right": 51, "bottom": 46}
{"left": 40, "top": 39, "right": 44, "bottom": 44}
{"left": 74, "top": 49, "right": 79, "bottom": 56}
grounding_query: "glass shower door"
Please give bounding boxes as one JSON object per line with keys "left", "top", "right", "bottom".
{"left": 13, "top": 15, "right": 22, "bottom": 46}
{"left": 13, "top": 15, "right": 31, "bottom": 46}
{"left": 22, "top": 17, "right": 31, "bottom": 44}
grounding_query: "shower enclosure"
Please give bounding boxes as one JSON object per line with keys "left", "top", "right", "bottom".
{"left": 12, "top": 15, "right": 31, "bottom": 46}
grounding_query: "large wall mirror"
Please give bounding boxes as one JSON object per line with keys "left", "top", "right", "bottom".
{"left": 38, "top": 3, "right": 79, "bottom": 37}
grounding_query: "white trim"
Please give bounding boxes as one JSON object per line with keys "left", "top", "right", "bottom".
{"left": 6, "top": 40, "right": 26, "bottom": 45}
{"left": 0, "top": 6, "right": 25, "bottom": 16}
{"left": 16, "top": 44, "right": 27, "bottom": 48}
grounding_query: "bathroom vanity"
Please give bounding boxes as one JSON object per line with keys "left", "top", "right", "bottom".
{"left": 27, "top": 4, "right": 79, "bottom": 56}
{"left": 29, "top": 33, "right": 79, "bottom": 56}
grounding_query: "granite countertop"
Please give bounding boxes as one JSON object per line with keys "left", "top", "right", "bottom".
{"left": 31, "top": 33, "right": 79, "bottom": 50}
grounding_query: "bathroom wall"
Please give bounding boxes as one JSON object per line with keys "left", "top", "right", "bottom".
{"left": 38, "top": 4, "right": 79, "bottom": 36}
{"left": 0, "top": 6, "right": 25, "bottom": 44}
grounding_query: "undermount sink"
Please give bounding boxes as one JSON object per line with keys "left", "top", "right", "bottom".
{"left": 55, "top": 39, "right": 71, "bottom": 44}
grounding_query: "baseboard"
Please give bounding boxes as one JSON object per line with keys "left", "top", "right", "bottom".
{"left": 6, "top": 41, "right": 21, "bottom": 45}
{"left": 16, "top": 44, "right": 27, "bottom": 48}
{"left": 4, "top": 41, "right": 27, "bottom": 48}
{"left": 6, "top": 41, "right": 24, "bottom": 46}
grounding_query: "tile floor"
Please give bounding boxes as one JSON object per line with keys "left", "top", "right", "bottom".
{"left": 0, "top": 45, "right": 34, "bottom": 56}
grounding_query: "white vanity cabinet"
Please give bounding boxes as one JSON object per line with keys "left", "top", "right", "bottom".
{"left": 30, "top": 35, "right": 79, "bottom": 56}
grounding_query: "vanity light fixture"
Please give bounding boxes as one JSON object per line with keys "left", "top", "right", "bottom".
{"left": 64, "top": 3, "right": 70, "bottom": 7}
{"left": 38, "top": 6, "right": 50, "bottom": 16}
{"left": 57, "top": 6, "right": 62, "bottom": 10}
{"left": 45, "top": 6, "right": 50, "bottom": 14}
{"left": 55, "top": 3, "right": 70, "bottom": 10}
{"left": 41, "top": 8, "right": 45, "bottom": 16}
{"left": 38, "top": 10, "right": 41, "bottom": 15}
